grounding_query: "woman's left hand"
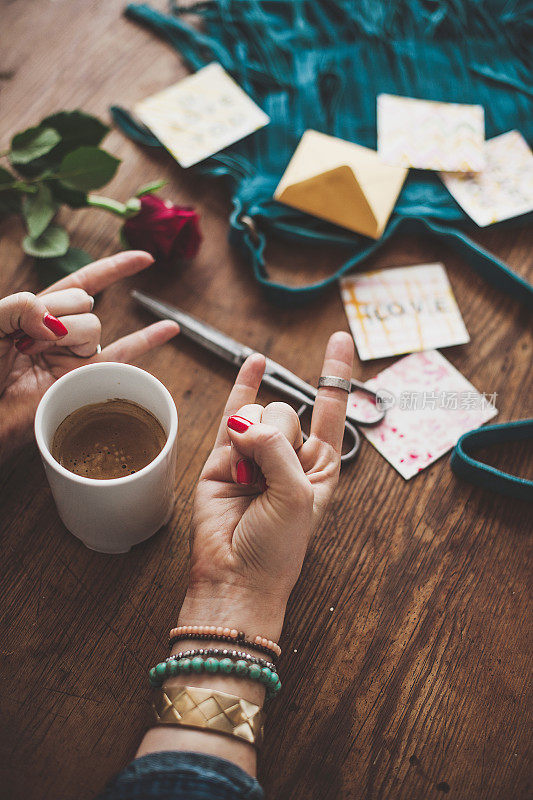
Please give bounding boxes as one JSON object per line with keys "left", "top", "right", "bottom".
{"left": 180, "top": 332, "right": 354, "bottom": 641}
{"left": 0, "top": 250, "right": 179, "bottom": 462}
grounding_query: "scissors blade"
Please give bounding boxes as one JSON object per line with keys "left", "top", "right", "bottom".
{"left": 132, "top": 290, "right": 254, "bottom": 367}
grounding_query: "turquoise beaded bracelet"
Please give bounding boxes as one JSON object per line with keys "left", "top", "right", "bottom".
{"left": 149, "top": 655, "right": 282, "bottom": 699}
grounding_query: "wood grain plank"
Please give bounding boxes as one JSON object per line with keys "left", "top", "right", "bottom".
{"left": 0, "top": 2, "right": 531, "bottom": 799}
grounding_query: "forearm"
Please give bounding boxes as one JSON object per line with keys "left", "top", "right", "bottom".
{"left": 137, "top": 586, "right": 286, "bottom": 776}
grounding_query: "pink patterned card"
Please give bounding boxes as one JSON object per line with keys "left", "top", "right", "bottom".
{"left": 349, "top": 350, "right": 498, "bottom": 479}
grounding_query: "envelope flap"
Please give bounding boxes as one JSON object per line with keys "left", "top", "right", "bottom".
{"left": 276, "top": 164, "right": 379, "bottom": 238}
{"left": 274, "top": 130, "right": 407, "bottom": 236}
{"left": 349, "top": 157, "right": 407, "bottom": 229}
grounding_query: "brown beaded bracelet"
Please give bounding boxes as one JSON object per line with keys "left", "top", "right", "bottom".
{"left": 169, "top": 625, "right": 281, "bottom": 659}
{"left": 165, "top": 647, "right": 277, "bottom": 672}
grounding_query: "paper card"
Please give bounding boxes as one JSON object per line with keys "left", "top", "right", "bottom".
{"left": 440, "top": 131, "right": 533, "bottom": 226}
{"left": 350, "top": 350, "right": 497, "bottom": 479}
{"left": 377, "top": 94, "right": 485, "bottom": 172}
{"left": 134, "top": 62, "right": 269, "bottom": 168}
{"left": 340, "top": 263, "right": 469, "bottom": 361}
{"left": 274, "top": 130, "right": 407, "bottom": 239}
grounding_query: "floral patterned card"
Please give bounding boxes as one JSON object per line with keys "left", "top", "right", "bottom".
{"left": 440, "top": 131, "right": 533, "bottom": 226}
{"left": 377, "top": 94, "right": 485, "bottom": 172}
{"left": 134, "top": 63, "right": 269, "bottom": 168}
{"left": 340, "top": 263, "right": 469, "bottom": 361}
{"left": 349, "top": 350, "right": 497, "bottom": 479}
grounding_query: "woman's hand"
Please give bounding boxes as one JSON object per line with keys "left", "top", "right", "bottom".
{"left": 180, "top": 332, "right": 354, "bottom": 640}
{"left": 0, "top": 251, "right": 179, "bottom": 463}
{"left": 140, "top": 332, "right": 353, "bottom": 768}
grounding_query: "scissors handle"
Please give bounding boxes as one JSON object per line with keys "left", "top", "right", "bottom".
{"left": 296, "top": 404, "right": 360, "bottom": 463}
{"left": 263, "top": 373, "right": 366, "bottom": 462}
{"left": 261, "top": 373, "right": 314, "bottom": 407}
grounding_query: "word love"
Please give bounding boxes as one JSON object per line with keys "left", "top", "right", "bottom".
{"left": 359, "top": 296, "right": 450, "bottom": 322}
{"left": 340, "top": 263, "right": 469, "bottom": 360}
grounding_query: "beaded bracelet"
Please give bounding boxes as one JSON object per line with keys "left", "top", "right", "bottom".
{"left": 169, "top": 627, "right": 281, "bottom": 660}
{"left": 168, "top": 648, "right": 276, "bottom": 672}
{"left": 149, "top": 655, "right": 282, "bottom": 699}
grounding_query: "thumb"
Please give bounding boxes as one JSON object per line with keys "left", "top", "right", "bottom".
{"left": 0, "top": 292, "right": 68, "bottom": 344}
{"left": 227, "top": 415, "right": 310, "bottom": 501}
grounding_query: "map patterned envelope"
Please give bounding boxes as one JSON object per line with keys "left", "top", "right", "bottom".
{"left": 440, "top": 131, "right": 533, "bottom": 226}
{"left": 349, "top": 350, "right": 497, "bottom": 479}
{"left": 134, "top": 62, "right": 269, "bottom": 168}
{"left": 340, "top": 263, "right": 469, "bottom": 361}
{"left": 377, "top": 94, "right": 485, "bottom": 172}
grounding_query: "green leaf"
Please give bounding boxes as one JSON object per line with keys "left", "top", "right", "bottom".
{"left": 35, "top": 246, "right": 92, "bottom": 284}
{"left": 46, "top": 179, "right": 87, "bottom": 209}
{"left": 13, "top": 110, "right": 109, "bottom": 178}
{"left": 0, "top": 167, "right": 37, "bottom": 195}
{"left": 135, "top": 179, "right": 167, "bottom": 196}
{"left": 10, "top": 126, "right": 61, "bottom": 165}
{"left": 23, "top": 184, "right": 58, "bottom": 239}
{"left": 0, "top": 166, "right": 21, "bottom": 217}
{"left": 41, "top": 110, "right": 108, "bottom": 153}
{"left": 0, "top": 192, "right": 21, "bottom": 217}
{"left": 12, "top": 181, "right": 38, "bottom": 194}
{"left": 0, "top": 166, "right": 14, "bottom": 186}
{"left": 23, "top": 224, "right": 69, "bottom": 258}
{"left": 58, "top": 146, "right": 120, "bottom": 192}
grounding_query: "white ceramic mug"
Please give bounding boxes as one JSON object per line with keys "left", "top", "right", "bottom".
{"left": 34, "top": 362, "right": 178, "bottom": 554}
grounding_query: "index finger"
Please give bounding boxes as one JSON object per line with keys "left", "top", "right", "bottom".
{"left": 310, "top": 331, "right": 354, "bottom": 453}
{"left": 39, "top": 251, "right": 154, "bottom": 297}
{"left": 214, "top": 353, "right": 266, "bottom": 447}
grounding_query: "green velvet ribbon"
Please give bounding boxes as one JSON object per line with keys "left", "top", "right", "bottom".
{"left": 451, "top": 420, "right": 533, "bottom": 501}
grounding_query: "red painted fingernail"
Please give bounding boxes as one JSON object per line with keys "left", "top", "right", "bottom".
{"left": 15, "top": 335, "right": 34, "bottom": 353}
{"left": 227, "top": 415, "right": 253, "bottom": 433}
{"left": 236, "top": 459, "right": 255, "bottom": 485}
{"left": 43, "top": 313, "right": 68, "bottom": 337}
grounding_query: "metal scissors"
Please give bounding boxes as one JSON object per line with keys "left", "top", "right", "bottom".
{"left": 132, "top": 290, "right": 385, "bottom": 462}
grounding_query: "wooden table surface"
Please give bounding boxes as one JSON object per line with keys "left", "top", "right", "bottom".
{"left": 1, "top": 2, "right": 531, "bottom": 798}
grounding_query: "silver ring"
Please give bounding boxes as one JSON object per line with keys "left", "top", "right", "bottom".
{"left": 318, "top": 375, "right": 351, "bottom": 393}
{"left": 71, "top": 343, "right": 102, "bottom": 358}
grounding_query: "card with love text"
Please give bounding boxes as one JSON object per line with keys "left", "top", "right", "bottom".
{"left": 377, "top": 94, "right": 485, "bottom": 172}
{"left": 349, "top": 350, "right": 498, "bottom": 479}
{"left": 134, "top": 63, "right": 269, "bottom": 168}
{"left": 440, "top": 131, "right": 533, "bottom": 226}
{"left": 340, "top": 263, "right": 469, "bottom": 361}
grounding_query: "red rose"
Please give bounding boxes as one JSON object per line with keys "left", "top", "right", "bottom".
{"left": 122, "top": 194, "right": 201, "bottom": 262}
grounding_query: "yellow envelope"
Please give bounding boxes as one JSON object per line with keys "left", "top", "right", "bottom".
{"left": 274, "top": 130, "right": 408, "bottom": 239}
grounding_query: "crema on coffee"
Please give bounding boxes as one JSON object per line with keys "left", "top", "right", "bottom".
{"left": 51, "top": 399, "right": 166, "bottom": 479}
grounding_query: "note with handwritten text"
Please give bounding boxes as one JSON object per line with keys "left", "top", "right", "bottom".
{"left": 340, "top": 263, "right": 469, "bottom": 360}
{"left": 440, "top": 131, "right": 533, "bottom": 226}
{"left": 377, "top": 94, "right": 485, "bottom": 172}
{"left": 135, "top": 63, "right": 269, "bottom": 168}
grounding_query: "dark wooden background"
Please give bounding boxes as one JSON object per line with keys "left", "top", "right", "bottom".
{"left": 0, "top": 2, "right": 531, "bottom": 798}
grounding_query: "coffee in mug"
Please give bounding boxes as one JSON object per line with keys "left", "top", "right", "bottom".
{"left": 34, "top": 363, "right": 178, "bottom": 554}
{"left": 51, "top": 399, "right": 167, "bottom": 479}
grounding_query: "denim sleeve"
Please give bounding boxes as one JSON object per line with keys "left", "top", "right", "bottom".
{"left": 96, "top": 751, "right": 264, "bottom": 800}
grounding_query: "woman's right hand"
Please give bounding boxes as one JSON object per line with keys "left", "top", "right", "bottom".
{"left": 179, "top": 332, "right": 354, "bottom": 640}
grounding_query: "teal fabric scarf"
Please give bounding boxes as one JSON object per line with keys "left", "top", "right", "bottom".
{"left": 113, "top": 0, "right": 533, "bottom": 308}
